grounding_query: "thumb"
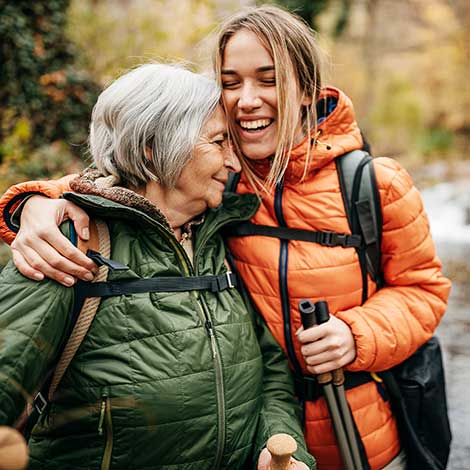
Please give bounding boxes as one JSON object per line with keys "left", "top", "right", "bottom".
{"left": 64, "top": 202, "right": 90, "bottom": 241}
{"left": 257, "top": 447, "right": 272, "bottom": 470}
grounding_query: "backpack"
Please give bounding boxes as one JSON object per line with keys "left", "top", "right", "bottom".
{"left": 225, "top": 150, "right": 451, "bottom": 470}
{"left": 17, "top": 218, "right": 239, "bottom": 439}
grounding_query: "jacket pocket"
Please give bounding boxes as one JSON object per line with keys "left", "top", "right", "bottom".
{"left": 98, "top": 394, "right": 113, "bottom": 470}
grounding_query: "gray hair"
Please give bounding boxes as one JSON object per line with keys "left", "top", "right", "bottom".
{"left": 89, "top": 63, "right": 221, "bottom": 188}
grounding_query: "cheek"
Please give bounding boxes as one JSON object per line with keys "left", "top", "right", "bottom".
{"left": 222, "top": 92, "right": 237, "bottom": 113}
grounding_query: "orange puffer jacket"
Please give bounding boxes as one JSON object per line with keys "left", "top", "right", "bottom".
{"left": 0, "top": 87, "right": 451, "bottom": 470}
{"left": 226, "top": 87, "right": 451, "bottom": 470}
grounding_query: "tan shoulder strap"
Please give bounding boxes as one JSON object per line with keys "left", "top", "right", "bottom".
{"left": 47, "top": 219, "right": 110, "bottom": 400}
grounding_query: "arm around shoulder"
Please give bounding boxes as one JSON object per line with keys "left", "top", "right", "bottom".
{"left": 0, "top": 175, "right": 76, "bottom": 244}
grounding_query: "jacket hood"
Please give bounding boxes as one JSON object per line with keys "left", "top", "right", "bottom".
{"left": 246, "top": 87, "right": 363, "bottom": 182}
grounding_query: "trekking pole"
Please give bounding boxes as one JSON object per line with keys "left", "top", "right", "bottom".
{"left": 299, "top": 300, "right": 355, "bottom": 470}
{"left": 314, "top": 301, "right": 366, "bottom": 470}
{"left": 267, "top": 433, "right": 297, "bottom": 470}
{"left": 0, "top": 426, "right": 28, "bottom": 470}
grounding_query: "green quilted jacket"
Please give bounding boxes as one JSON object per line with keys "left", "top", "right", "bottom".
{"left": 0, "top": 183, "right": 315, "bottom": 470}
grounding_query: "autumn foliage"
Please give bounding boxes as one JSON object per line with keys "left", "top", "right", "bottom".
{"left": 0, "top": 0, "right": 99, "bottom": 192}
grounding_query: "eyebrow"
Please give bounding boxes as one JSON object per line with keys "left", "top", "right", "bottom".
{"left": 221, "top": 65, "right": 275, "bottom": 75}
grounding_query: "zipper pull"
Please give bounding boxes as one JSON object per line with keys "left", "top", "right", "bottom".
{"left": 98, "top": 394, "right": 107, "bottom": 435}
{"left": 205, "top": 320, "right": 217, "bottom": 358}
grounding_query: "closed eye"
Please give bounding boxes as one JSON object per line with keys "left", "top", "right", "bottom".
{"left": 222, "top": 81, "right": 239, "bottom": 89}
{"left": 212, "top": 137, "right": 228, "bottom": 148}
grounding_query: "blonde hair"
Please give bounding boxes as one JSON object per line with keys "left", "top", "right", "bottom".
{"left": 214, "top": 5, "right": 325, "bottom": 191}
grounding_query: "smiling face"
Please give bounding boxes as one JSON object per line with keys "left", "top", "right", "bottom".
{"left": 174, "top": 105, "right": 240, "bottom": 213}
{"left": 221, "top": 29, "right": 308, "bottom": 162}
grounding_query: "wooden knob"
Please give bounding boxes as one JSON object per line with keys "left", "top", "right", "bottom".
{"left": 0, "top": 426, "right": 28, "bottom": 470}
{"left": 267, "top": 433, "right": 297, "bottom": 470}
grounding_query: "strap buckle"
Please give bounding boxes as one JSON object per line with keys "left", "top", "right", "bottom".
{"left": 321, "top": 232, "right": 362, "bottom": 248}
{"left": 33, "top": 392, "right": 48, "bottom": 415}
{"left": 321, "top": 231, "right": 340, "bottom": 247}
{"left": 211, "top": 272, "right": 237, "bottom": 292}
{"left": 225, "top": 271, "right": 235, "bottom": 289}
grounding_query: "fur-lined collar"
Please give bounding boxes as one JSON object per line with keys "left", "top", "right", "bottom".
{"left": 69, "top": 169, "right": 172, "bottom": 231}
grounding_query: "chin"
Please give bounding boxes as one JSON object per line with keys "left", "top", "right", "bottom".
{"left": 207, "top": 196, "right": 224, "bottom": 209}
{"left": 241, "top": 144, "right": 274, "bottom": 161}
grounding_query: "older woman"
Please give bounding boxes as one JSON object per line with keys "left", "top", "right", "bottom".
{"left": 0, "top": 63, "right": 313, "bottom": 469}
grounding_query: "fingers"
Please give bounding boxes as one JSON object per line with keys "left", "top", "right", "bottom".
{"left": 41, "top": 225, "right": 96, "bottom": 272}
{"left": 307, "top": 360, "right": 345, "bottom": 376}
{"left": 257, "top": 448, "right": 271, "bottom": 470}
{"left": 11, "top": 248, "right": 44, "bottom": 281}
{"left": 12, "top": 242, "right": 77, "bottom": 286}
{"left": 12, "top": 228, "right": 96, "bottom": 285}
{"left": 291, "top": 458, "right": 310, "bottom": 470}
{"left": 296, "top": 324, "right": 323, "bottom": 345}
{"left": 64, "top": 202, "right": 90, "bottom": 241}
{"left": 15, "top": 196, "right": 96, "bottom": 283}
{"left": 298, "top": 316, "right": 356, "bottom": 372}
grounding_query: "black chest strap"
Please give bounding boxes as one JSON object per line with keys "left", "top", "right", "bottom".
{"left": 224, "top": 222, "right": 363, "bottom": 248}
{"left": 295, "top": 371, "right": 373, "bottom": 402}
{"left": 74, "top": 271, "right": 237, "bottom": 300}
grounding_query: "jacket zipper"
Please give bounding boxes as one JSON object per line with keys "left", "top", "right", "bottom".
{"left": 98, "top": 394, "right": 113, "bottom": 470}
{"left": 193, "top": 288, "right": 225, "bottom": 470}
{"left": 274, "top": 181, "right": 303, "bottom": 375}
{"left": 76, "top": 196, "right": 240, "bottom": 469}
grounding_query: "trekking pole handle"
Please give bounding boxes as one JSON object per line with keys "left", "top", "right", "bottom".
{"left": 310, "top": 301, "right": 346, "bottom": 386}
{"left": 299, "top": 299, "right": 332, "bottom": 384}
{"left": 314, "top": 300, "right": 330, "bottom": 324}
{"left": 267, "top": 433, "right": 297, "bottom": 470}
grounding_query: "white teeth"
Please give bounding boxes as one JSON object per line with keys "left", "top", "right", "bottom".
{"left": 239, "top": 119, "right": 271, "bottom": 130}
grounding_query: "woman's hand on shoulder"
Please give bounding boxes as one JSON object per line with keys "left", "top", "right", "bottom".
{"left": 10, "top": 195, "right": 97, "bottom": 286}
{"left": 296, "top": 315, "right": 356, "bottom": 375}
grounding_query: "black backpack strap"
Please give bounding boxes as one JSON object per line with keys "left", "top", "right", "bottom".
{"left": 336, "top": 150, "right": 383, "bottom": 303}
{"left": 225, "top": 222, "right": 362, "bottom": 248}
{"left": 73, "top": 272, "right": 237, "bottom": 299}
{"left": 24, "top": 223, "right": 106, "bottom": 437}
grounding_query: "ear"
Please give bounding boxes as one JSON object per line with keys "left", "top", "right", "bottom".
{"left": 145, "top": 146, "right": 152, "bottom": 160}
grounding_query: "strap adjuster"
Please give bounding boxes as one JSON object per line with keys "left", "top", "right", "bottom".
{"left": 211, "top": 272, "right": 236, "bottom": 292}
{"left": 321, "top": 231, "right": 338, "bottom": 247}
{"left": 321, "top": 232, "right": 362, "bottom": 248}
{"left": 226, "top": 271, "right": 235, "bottom": 289}
{"left": 33, "top": 392, "right": 48, "bottom": 415}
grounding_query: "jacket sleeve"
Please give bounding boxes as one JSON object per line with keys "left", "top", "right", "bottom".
{"left": 0, "top": 261, "right": 74, "bottom": 425}
{"left": 336, "top": 157, "right": 451, "bottom": 372}
{"left": 250, "top": 305, "right": 316, "bottom": 468}
{"left": 0, "top": 175, "right": 76, "bottom": 244}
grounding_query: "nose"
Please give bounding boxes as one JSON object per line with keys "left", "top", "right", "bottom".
{"left": 238, "top": 84, "right": 262, "bottom": 111}
{"left": 224, "top": 145, "right": 241, "bottom": 173}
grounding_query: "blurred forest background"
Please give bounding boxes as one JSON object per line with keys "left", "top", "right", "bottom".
{"left": 0, "top": 0, "right": 469, "bottom": 264}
